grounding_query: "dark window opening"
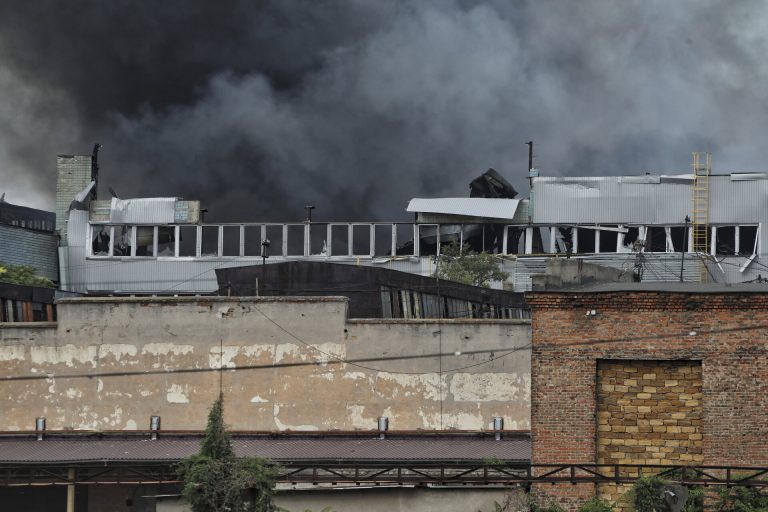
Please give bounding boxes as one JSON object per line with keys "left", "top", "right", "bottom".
{"left": 243, "top": 226, "right": 262, "bottom": 256}
{"left": 599, "top": 227, "right": 618, "bottom": 253}
{"left": 374, "top": 225, "right": 394, "bottom": 256}
{"left": 623, "top": 227, "right": 640, "bottom": 251}
{"left": 201, "top": 226, "right": 219, "bottom": 257}
{"left": 418, "top": 225, "right": 438, "bottom": 256}
{"left": 576, "top": 228, "right": 596, "bottom": 253}
{"left": 222, "top": 226, "right": 240, "bottom": 256}
{"left": 286, "top": 225, "right": 305, "bottom": 256}
{"left": 715, "top": 226, "right": 736, "bottom": 255}
{"left": 554, "top": 227, "right": 574, "bottom": 254}
{"left": 113, "top": 226, "right": 131, "bottom": 256}
{"left": 265, "top": 225, "right": 284, "bottom": 257}
{"left": 330, "top": 225, "right": 349, "bottom": 256}
{"left": 157, "top": 227, "right": 175, "bottom": 256}
{"left": 506, "top": 227, "right": 525, "bottom": 254}
{"left": 670, "top": 227, "right": 688, "bottom": 252}
{"left": 740, "top": 226, "right": 758, "bottom": 255}
{"left": 309, "top": 224, "right": 328, "bottom": 256}
{"left": 178, "top": 226, "right": 197, "bottom": 256}
{"left": 91, "top": 226, "right": 111, "bottom": 256}
{"left": 352, "top": 225, "right": 371, "bottom": 255}
{"left": 646, "top": 227, "right": 667, "bottom": 252}
{"left": 135, "top": 226, "right": 154, "bottom": 256}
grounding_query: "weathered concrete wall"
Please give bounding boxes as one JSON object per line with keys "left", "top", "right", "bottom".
{"left": 0, "top": 296, "right": 530, "bottom": 431}
{"left": 158, "top": 487, "right": 526, "bottom": 512}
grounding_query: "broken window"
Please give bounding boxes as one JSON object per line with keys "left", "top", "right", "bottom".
{"left": 645, "top": 227, "right": 667, "bottom": 252}
{"left": 739, "top": 225, "right": 759, "bottom": 255}
{"left": 417, "top": 225, "right": 438, "bottom": 256}
{"left": 243, "top": 226, "right": 263, "bottom": 256}
{"left": 669, "top": 226, "right": 688, "bottom": 252}
{"left": 135, "top": 226, "right": 154, "bottom": 256}
{"left": 504, "top": 226, "right": 525, "bottom": 254}
{"left": 374, "top": 224, "right": 394, "bottom": 256}
{"left": 554, "top": 227, "right": 574, "bottom": 254}
{"left": 222, "top": 226, "right": 240, "bottom": 256}
{"left": 286, "top": 225, "right": 305, "bottom": 256}
{"left": 576, "top": 228, "right": 596, "bottom": 253}
{"left": 156, "top": 226, "right": 175, "bottom": 256}
{"left": 715, "top": 226, "right": 736, "bottom": 255}
{"left": 599, "top": 226, "right": 619, "bottom": 253}
{"left": 309, "top": 223, "right": 328, "bottom": 256}
{"left": 395, "top": 224, "right": 415, "bottom": 256}
{"left": 265, "top": 225, "right": 284, "bottom": 257}
{"left": 621, "top": 227, "right": 640, "bottom": 252}
{"left": 178, "top": 226, "right": 198, "bottom": 256}
{"left": 91, "top": 225, "right": 111, "bottom": 256}
{"left": 330, "top": 224, "right": 349, "bottom": 256}
{"left": 352, "top": 225, "right": 372, "bottom": 255}
{"left": 201, "top": 226, "right": 219, "bottom": 256}
{"left": 113, "top": 225, "right": 132, "bottom": 256}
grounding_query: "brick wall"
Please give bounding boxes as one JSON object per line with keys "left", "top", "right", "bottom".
{"left": 527, "top": 290, "right": 768, "bottom": 510}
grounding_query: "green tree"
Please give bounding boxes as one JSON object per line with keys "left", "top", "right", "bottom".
{"left": 0, "top": 263, "right": 54, "bottom": 288}
{"left": 434, "top": 242, "right": 509, "bottom": 288}
{"left": 178, "top": 394, "right": 278, "bottom": 512}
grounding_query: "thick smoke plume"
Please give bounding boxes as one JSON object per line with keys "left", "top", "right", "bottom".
{"left": 2, "top": 1, "right": 768, "bottom": 220}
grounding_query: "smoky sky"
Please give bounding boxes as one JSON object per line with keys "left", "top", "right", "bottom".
{"left": 2, "top": 0, "right": 768, "bottom": 221}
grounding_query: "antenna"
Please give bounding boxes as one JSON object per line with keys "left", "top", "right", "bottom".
{"left": 526, "top": 141, "right": 534, "bottom": 172}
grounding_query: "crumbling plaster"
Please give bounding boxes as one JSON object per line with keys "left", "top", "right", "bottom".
{"left": 0, "top": 297, "right": 530, "bottom": 432}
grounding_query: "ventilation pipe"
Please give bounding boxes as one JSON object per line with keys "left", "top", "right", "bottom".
{"left": 493, "top": 417, "right": 504, "bottom": 441}
{"left": 35, "top": 417, "right": 46, "bottom": 441}
{"left": 378, "top": 416, "right": 389, "bottom": 440}
{"left": 150, "top": 415, "right": 161, "bottom": 440}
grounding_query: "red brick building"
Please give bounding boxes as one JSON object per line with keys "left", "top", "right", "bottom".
{"left": 527, "top": 283, "right": 768, "bottom": 510}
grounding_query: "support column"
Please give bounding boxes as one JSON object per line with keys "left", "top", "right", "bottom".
{"left": 67, "top": 467, "right": 75, "bottom": 512}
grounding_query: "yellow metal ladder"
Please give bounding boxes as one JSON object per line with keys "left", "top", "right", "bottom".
{"left": 691, "top": 152, "right": 711, "bottom": 280}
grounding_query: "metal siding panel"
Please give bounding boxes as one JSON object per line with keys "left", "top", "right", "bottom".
{"left": 531, "top": 177, "right": 691, "bottom": 225}
{"left": 0, "top": 225, "right": 59, "bottom": 280}
{"left": 407, "top": 198, "right": 521, "bottom": 220}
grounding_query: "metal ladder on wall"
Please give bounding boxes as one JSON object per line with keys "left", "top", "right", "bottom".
{"left": 691, "top": 152, "right": 711, "bottom": 281}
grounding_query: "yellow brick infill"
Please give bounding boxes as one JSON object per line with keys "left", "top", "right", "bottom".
{"left": 596, "top": 360, "right": 703, "bottom": 507}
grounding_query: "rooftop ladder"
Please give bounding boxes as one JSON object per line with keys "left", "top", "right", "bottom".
{"left": 691, "top": 152, "right": 711, "bottom": 281}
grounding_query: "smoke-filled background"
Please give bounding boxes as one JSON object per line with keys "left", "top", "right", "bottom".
{"left": 1, "top": 0, "right": 767, "bottom": 221}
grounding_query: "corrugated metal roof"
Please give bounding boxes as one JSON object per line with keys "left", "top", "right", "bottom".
{"left": 0, "top": 436, "right": 531, "bottom": 464}
{"left": 407, "top": 198, "right": 521, "bottom": 221}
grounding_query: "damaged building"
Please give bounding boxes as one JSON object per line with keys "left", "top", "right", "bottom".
{"left": 56, "top": 151, "right": 767, "bottom": 296}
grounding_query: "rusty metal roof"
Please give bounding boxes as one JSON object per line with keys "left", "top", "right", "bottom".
{"left": 0, "top": 436, "right": 530, "bottom": 464}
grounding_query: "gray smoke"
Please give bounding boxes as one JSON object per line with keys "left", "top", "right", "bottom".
{"left": 2, "top": 0, "right": 768, "bottom": 220}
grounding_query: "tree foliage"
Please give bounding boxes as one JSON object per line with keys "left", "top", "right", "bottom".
{"left": 434, "top": 242, "right": 509, "bottom": 288}
{"left": 178, "top": 394, "right": 278, "bottom": 512}
{"left": 0, "top": 263, "right": 54, "bottom": 288}
{"left": 715, "top": 486, "right": 768, "bottom": 512}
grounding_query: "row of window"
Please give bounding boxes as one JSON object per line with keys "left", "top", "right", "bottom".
{"left": 88, "top": 223, "right": 761, "bottom": 259}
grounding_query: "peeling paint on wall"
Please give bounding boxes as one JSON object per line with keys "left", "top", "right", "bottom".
{"left": 31, "top": 344, "right": 99, "bottom": 367}
{"left": 142, "top": 343, "right": 194, "bottom": 356}
{"left": 450, "top": 373, "right": 530, "bottom": 402}
{"left": 0, "top": 346, "right": 25, "bottom": 362}
{"left": 376, "top": 373, "right": 446, "bottom": 401}
{"left": 166, "top": 384, "right": 190, "bottom": 404}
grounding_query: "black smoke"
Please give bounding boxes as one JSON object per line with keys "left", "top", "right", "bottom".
{"left": 1, "top": 1, "right": 767, "bottom": 220}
